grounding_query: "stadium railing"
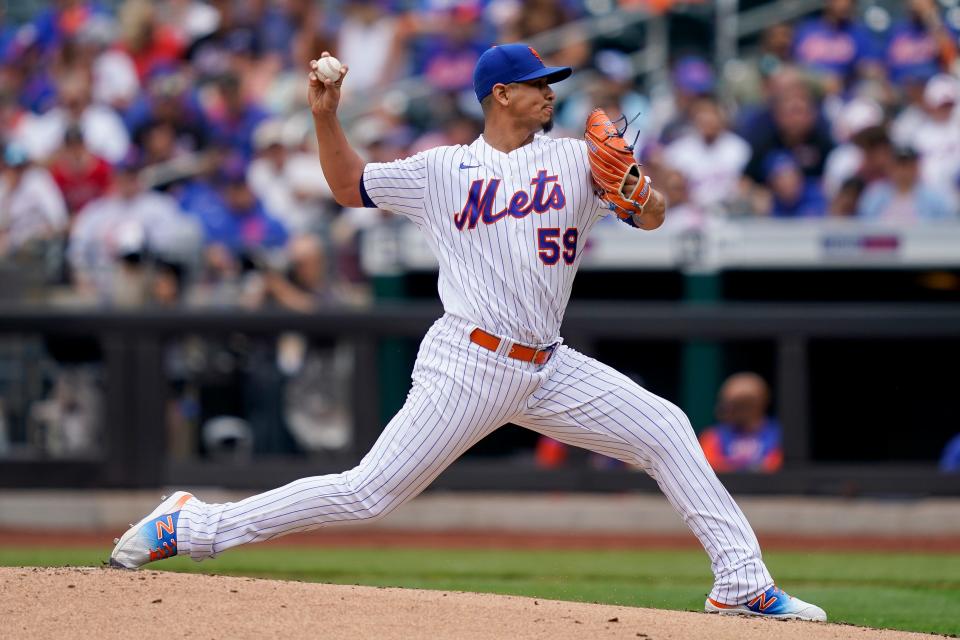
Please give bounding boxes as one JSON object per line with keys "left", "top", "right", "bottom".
{"left": 1, "top": 301, "right": 958, "bottom": 495}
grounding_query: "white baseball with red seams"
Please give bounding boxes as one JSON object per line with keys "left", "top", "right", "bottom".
{"left": 313, "top": 56, "right": 341, "bottom": 82}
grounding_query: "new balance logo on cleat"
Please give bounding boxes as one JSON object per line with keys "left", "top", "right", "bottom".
{"left": 705, "top": 585, "right": 826, "bottom": 622}
{"left": 749, "top": 591, "right": 778, "bottom": 611}
{"left": 109, "top": 492, "right": 193, "bottom": 569}
{"left": 156, "top": 516, "right": 176, "bottom": 539}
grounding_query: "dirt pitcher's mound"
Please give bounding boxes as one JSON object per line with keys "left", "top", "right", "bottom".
{"left": 0, "top": 567, "right": 945, "bottom": 640}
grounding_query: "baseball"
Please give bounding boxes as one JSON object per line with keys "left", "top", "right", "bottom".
{"left": 314, "top": 56, "right": 342, "bottom": 82}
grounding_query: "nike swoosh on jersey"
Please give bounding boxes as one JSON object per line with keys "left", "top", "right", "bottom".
{"left": 459, "top": 162, "right": 481, "bottom": 169}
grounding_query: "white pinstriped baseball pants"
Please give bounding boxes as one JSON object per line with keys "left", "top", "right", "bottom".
{"left": 176, "top": 314, "right": 773, "bottom": 604}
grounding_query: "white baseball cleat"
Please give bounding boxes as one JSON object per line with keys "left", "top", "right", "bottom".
{"left": 705, "top": 585, "right": 827, "bottom": 621}
{"left": 109, "top": 491, "right": 193, "bottom": 569}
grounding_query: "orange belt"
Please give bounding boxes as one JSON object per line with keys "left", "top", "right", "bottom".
{"left": 469, "top": 328, "right": 556, "bottom": 365}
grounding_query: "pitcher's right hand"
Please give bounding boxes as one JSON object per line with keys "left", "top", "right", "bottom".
{"left": 308, "top": 52, "right": 349, "bottom": 117}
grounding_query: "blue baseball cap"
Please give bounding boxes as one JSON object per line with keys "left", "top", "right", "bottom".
{"left": 473, "top": 43, "right": 572, "bottom": 103}
{"left": 673, "top": 56, "right": 715, "bottom": 95}
{"left": 763, "top": 151, "right": 800, "bottom": 181}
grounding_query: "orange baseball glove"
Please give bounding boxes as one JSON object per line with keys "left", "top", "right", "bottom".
{"left": 584, "top": 108, "right": 651, "bottom": 220}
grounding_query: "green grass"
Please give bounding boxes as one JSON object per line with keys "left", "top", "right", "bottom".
{"left": 2, "top": 546, "right": 958, "bottom": 636}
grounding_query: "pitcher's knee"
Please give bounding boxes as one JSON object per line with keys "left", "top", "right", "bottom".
{"left": 632, "top": 412, "right": 697, "bottom": 463}
{"left": 341, "top": 471, "right": 403, "bottom": 522}
{"left": 659, "top": 408, "right": 697, "bottom": 442}
{"left": 654, "top": 399, "right": 694, "bottom": 432}
{"left": 360, "top": 496, "right": 399, "bottom": 522}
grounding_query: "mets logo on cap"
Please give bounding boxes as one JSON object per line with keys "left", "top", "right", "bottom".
{"left": 528, "top": 47, "right": 543, "bottom": 63}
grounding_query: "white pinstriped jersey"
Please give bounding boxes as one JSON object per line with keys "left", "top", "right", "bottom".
{"left": 173, "top": 136, "right": 777, "bottom": 609}
{"left": 362, "top": 134, "right": 609, "bottom": 346}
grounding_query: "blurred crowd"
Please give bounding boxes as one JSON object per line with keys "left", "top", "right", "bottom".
{"left": 646, "top": 0, "right": 960, "bottom": 230}
{"left": 0, "top": 0, "right": 959, "bottom": 308}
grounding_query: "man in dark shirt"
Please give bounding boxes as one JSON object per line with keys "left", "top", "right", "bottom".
{"left": 744, "top": 84, "right": 834, "bottom": 185}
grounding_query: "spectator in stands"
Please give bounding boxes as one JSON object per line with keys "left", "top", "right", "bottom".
{"left": 250, "top": 234, "right": 346, "bottom": 312}
{"left": 126, "top": 66, "right": 207, "bottom": 156}
{"left": 699, "top": 372, "right": 783, "bottom": 473}
{"left": 828, "top": 176, "right": 866, "bottom": 217}
{"left": 117, "top": 0, "right": 185, "bottom": 82}
{"left": 49, "top": 124, "right": 113, "bottom": 218}
{"left": 658, "top": 55, "right": 715, "bottom": 144}
{"left": 664, "top": 96, "right": 751, "bottom": 212}
{"left": 247, "top": 118, "right": 331, "bottom": 235}
{"left": 725, "top": 23, "right": 794, "bottom": 113}
{"left": 74, "top": 15, "right": 140, "bottom": 111}
{"left": 659, "top": 168, "right": 706, "bottom": 229}
{"left": 885, "top": 0, "right": 959, "bottom": 146}
{"left": 329, "top": 119, "right": 410, "bottom": 297}
{"left": 0, "top": 143, "right": 68, "bottom": 259}
{"left": 222, "top": 20, "right": 280, "bottom": 108}
{"left": 763, "top": 152, "right": 827, "bottom": 218}
{"left": 499, "top": 0, "right": 588, "bottom": 70}
{"left": 891, "top": 74, "right": 932, "bottom": 146}
{"left": 910, "top": 74, "right": 960, "bottom": 209}
{"left": 260, "top": 8, "right": 334, "bottom": 115}
{"left": 823, "top": 98, "right": 893, "bottom": 198}
{"left": 20, "top": 75, "right": 130, "bottom": 163}
{"left": 884, "top": 0, "right": 958, "bottom": 88}
{"left": 154, "top": 0, "right": 220, "bottom": 51}
{"left": 791, "top": 0, "right": 882, "bottom": 93}
{"left": 336, "top": 0, "right": 406, "bottom": 94}
{"left": 172, "top": 148, "right": 228, "bottom": 226}
{"left": 759, "top": 22, "right": 794, "bottom": 75}
{"left": 27, "top": 0, "right": 108, "bottom": 56}
{"left": 136, "top": 119, "right": 184, "bottom": 167}
{"left": 196, "top": 157, "right": 287, "bottom": 260}
{"left": 627, "top": 143, "right": 665, "bottom": 198}
{"left": 744, "top": 82, "right": 834, "bottom": 185}
{"left": 182, "top": 0, "right": 245, "bottom": 82}
{"left": 556, "top": 50, "right": 653, "bottom": 144}
{"left": 12, "top": 40, "right": 50, "bottom": 114}
{"left": 734, "top": 64, "right": 806, "bottom": 138}
{"left": 3, "top": 21, "right": 60, "bottom": 114}
{"left": 278, "top": 115, "right": 338, "bottom": 225}
{"left": 203, "top": 72, "right": 270, "bottom": 162}
{"left": 68, "top": 153, "right": 200, "bottom": 303}
{"left": 416, "top": 5, "right": 491, "bottom": 93}
{"left": 247, "top": 119, "right": 295, "bottom": 226}
{"left": 857, "top": 146, "right": 956, "bottom": 223}
{"left": 0, "top": 90, "right": 37, "bottom": 158}
{"left": 241, "top": 0, "right": 301, "bottom": 69}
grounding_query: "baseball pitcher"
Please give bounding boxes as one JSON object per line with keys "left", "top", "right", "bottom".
{"left": 111, "top": 44, "right": 826, "bottom": 622}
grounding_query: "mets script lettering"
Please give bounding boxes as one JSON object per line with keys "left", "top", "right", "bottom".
{"left": 454, "top": 170, "right": 566, "bottom": 230}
